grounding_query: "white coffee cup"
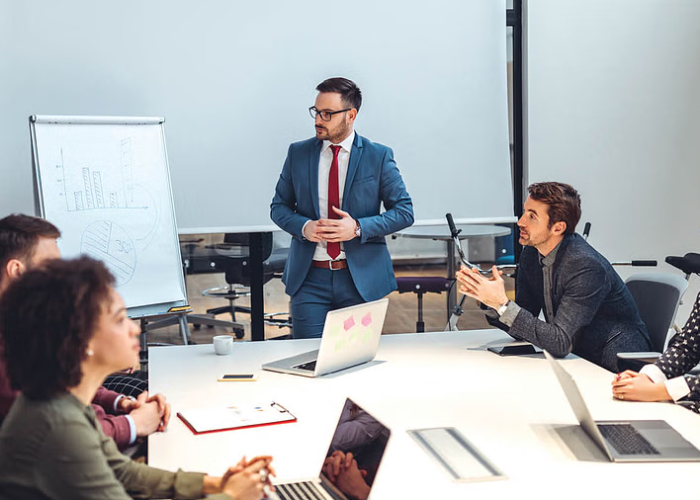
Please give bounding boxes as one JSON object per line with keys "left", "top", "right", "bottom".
{"left": 213, "top": 335, "right": 234, "bottom": 355}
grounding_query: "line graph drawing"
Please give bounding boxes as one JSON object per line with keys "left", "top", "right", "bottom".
{"left": 122, "top": 138, "right": 135, "bottom": 206}
{"left": 81, "top": 220, "right": 137, "bottom": 286}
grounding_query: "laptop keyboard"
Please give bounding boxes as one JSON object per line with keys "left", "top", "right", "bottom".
{"left": 276, "top": 481, "right": 326, "bottom": 500}
{"left": 598, "top": 424, "right": 660, "bottom": 455}
{"left": 294, "top": 360, "right": 317, "bottom": 372}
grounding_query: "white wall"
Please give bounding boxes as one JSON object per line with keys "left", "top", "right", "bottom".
{"left": 0, "top": 0, "right": 513, "bottom": 233}
{"left": 525, "top": 0, "right": 700, "bottom": 323}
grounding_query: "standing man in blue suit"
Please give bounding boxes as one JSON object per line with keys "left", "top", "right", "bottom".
{"left": 271, "top": 77, "right": 414, "bottom": 339}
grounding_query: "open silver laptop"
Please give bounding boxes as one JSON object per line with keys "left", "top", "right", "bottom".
{"left": 271, "top": 398, "right": 391, "bottom": 500}
{"left": 544, "top": 351, "right": 700, "bottom": 462}
{"left": 262, "top": 298, "right": 389, "bottom": 378}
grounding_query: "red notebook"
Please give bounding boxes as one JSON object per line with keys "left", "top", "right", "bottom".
{"left": 177, "top": 401, "right": 296, "bottom": 434}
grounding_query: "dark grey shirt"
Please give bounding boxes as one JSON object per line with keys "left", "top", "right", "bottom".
{"left": 540, "top": 241, "right": 561, "bottom": 322}
{"left": 499, "top": 242, "right": 561, "bottom": 326}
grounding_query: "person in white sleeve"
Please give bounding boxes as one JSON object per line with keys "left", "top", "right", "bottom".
{"left": 612, "top": 290, "right": 700, "bottom": 413}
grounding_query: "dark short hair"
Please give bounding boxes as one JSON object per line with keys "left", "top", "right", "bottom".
{"left": 0, "top": 214, "right": 60, "bottom": 287}
{"left": 0, "top": 257, "right": 114, "bottom": 400}
{"left": 527, "top": 182, "right": 581, "bottom": 234}
{"left": 316, "top": 77, "right": 362, "bottom": 112}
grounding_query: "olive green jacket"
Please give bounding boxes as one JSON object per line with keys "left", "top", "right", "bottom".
{"left": 0, "top": 392, "right": 231, "bottom": 500}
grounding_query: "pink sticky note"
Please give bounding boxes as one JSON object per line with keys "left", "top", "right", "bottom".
{"left": 343, "top": 316, "right": 356, "bottom": 331}
{"left": 361, "top": 312, "right": 372, "bottom": 327}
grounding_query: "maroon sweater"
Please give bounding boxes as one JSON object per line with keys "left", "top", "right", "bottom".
{"left": 0, "top": 347, "right": 132, "bottom": 450}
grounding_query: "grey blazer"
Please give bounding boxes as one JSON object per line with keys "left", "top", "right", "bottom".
{"left": 489, "top": 233, "right": 651, "bottom": 372}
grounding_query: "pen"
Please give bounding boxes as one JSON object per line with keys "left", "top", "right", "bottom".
{"left": 260, "top": 466, "right": 276, "bottom": 499}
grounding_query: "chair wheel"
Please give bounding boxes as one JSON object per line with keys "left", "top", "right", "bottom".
{"left": 193, "top": 324, "right": 201, "bottom": 330}
{"left": 207, "top": 324, "right": 215, "bottom": 329}
{"left": 233, "top": 327, "right": 244, "bottom": 339}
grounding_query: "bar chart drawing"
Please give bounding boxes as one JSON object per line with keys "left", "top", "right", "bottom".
{"left": 32, "top": 118, "right": 187, "bottom": 314}
{"left": 55, "top": 160, "right": 147, "bottom": 213}
{"left": 81, "top": 220, "right": 137, "bottom": 286}
{"left": 52, "top": 143, "right": 160, "bottom": 247}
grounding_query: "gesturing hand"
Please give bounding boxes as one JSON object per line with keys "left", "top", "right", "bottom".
{"left": 455, "top": 265, "right": 508, "bottom": 310}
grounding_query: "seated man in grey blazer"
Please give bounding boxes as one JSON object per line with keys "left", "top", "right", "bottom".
{"left": 456, "top": 182, "right": 651, "bottom": 372}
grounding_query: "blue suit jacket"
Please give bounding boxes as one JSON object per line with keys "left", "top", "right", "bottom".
{"left": 270, "top": 133, "right": 414, "bottom": 300}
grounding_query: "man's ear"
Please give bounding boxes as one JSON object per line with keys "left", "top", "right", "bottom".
{"left": 551, "top": 221, "right": 567, "bottom": 236}
{"left": 347, "top": 108, "right": 357, "bottom": 123}
{"left": 5, "top": 259, "right": 25, "bottom": 280}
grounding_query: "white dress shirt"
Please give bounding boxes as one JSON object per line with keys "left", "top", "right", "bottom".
{"left": 113, "top": 394, "right": 137, "bottom": 444}
{"left": 310, "top": 130, "right": 355, "bottom": 262}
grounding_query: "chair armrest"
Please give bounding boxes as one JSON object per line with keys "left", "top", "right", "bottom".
{"left": 616, "top": 352, "right": 661, "bottom": 364}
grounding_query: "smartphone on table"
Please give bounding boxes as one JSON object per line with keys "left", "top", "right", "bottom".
{"left": 218, "top": 374, "right": 258, "bottom": 382}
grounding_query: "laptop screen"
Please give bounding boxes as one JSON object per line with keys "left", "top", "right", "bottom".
{"left": 318, "top": 398, "right": 391, "bottom": 499}
{"left": 315, "top": 298, "right": 389, "bottom": 376}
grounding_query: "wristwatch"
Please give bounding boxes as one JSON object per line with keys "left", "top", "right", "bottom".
{"left": 496, "top": 301, "right": 510, "bottom": 316}
{"left": 119, "top": 395, "right": 137, "bottom": 413}
{"left": 354, "top": 220, "right": 362, "bottom": 238}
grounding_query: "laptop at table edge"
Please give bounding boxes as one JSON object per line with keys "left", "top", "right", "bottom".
{"left": 262, "top": 298, "right": 389, "bottom": 378}
{"left": 270, "top": 397, "right": 391, "bottom": 500}
{"left": 543, "top": 350, "right": 700, "bottom": 463}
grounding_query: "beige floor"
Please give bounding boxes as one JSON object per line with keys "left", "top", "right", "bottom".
{"left": 145, "top": 263, "right": 514, "bottom": 346}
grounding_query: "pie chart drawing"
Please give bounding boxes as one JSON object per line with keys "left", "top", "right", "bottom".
{"left": 81, "top": 221, "right": 137, "bottom": 286}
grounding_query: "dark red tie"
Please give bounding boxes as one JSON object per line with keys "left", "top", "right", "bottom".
{"left": 327, "top": 145, "right": 341, "bottom": 260}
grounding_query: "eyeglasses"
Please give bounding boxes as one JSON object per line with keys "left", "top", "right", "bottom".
{"left": 309, "top": 106, "right": 351, "bottom": 122}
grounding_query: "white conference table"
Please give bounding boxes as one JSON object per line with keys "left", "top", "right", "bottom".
{"left": 149, "top": 330, "right": 700, "bottom": 499}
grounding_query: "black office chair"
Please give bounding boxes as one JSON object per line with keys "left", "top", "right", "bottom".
{"left": 138, "top": 238, "right": 248, "bottom": 350}
{"left": 202, "top": 232, "right": 291, "bottom": 337}
{"left": 617, "top": 272, "right": 688, "bottom": 371}
{"left": 666, "top": 252, "right": 700, "bottom": 281}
